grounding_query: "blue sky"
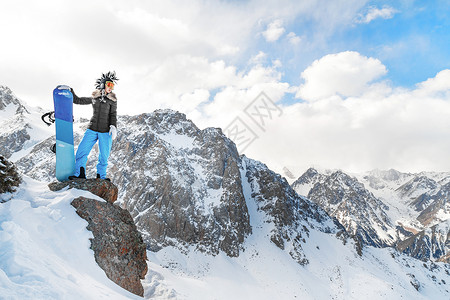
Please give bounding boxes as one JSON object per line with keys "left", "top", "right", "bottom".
{"left": 253, "top": 1, "right": 450, "bottom": 91}
{"left": 1, "top": 0, "right": 450, "bottom": 175}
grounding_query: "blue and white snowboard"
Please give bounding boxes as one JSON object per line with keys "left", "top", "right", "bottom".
{"left": 53, "top": 85, "right": 75, "bottom": 181}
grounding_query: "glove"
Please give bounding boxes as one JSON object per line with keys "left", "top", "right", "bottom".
{"left": 109, "top": 125, "right": 117, "bottom": 140}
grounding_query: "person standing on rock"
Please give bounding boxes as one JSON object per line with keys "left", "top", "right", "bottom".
{"left": 68, "top": 71, "right": 118, "bottom": 181}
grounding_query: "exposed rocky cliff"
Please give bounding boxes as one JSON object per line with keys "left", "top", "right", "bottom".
{"left": 243, "top": 158, "right": 345, "bottom": 264}
{"left": 49, "top": 179, "right": 148, "bottom": 297}
{"left": 111, "top": 111, "right": 252, "bottom": 257}
{"left": 396, "top": 219, "right": 450, "bottom": 263}
{"left": 301, "top": 169, "right": 395, "bottom": 247}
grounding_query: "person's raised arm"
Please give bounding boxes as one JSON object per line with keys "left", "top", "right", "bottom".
{"left": 71, "top": 88, "right": 92, "bottom": 105}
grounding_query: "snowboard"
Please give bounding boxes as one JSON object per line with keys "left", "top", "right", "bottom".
{"left": 53, "top": 85, "right": 75, "bottom": 181}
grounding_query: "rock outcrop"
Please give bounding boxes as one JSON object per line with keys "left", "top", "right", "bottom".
{"left": 48, "top": 179, "right": 118, "bottom": 203}
{"left": 0, "top": 155, "right": 21, "bottom": 196}
{"left": 72, "top": 196, "right": 148, "bottom": 297}
{"left": 49, "top": 180, "right": 147, "bottom": 297}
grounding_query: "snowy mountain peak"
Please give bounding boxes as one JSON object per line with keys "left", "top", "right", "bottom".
{"left": 295, "top": 168, "right": 396, "bottom": 247}
{"left": 328, "top": 170, "right": 367, "bottom": 191}
{"left": 147, "top": 109, "right": 199, "bottom": 135}
{"left": 396, "top": 175, "right": 440, "bottom": 200}
{"left": 294, "top": 166, "right": 450, "bottom": 262}
{"left": 0, "top": 85, "right": 29, "bottom": 115}
{"left": 367, "top": 168, "right": 405, "bottom": 181}
{"left": 291, "top": 167, "right": 327, "bottom": 197}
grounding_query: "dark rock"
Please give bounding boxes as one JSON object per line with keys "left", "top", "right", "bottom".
{"left": 48, "top": 179, "right": 118, "bottom": 203}
{"left": 415, "top": 182, "right": 450, "bottom": 226}
{"left": 396, "top": 220, "right": 449, "bottom": 263}
{"left": 408, "top": 273, "right": 421, "bottom": 291}
{"left": 71, "top": 196, "right": 148, "bottom": 297}
{"left": 0, "top": 155, "right": 22, "bottom": 196}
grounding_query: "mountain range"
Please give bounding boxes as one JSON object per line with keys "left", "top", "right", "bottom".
{"left": 292, "top": 167, "right": 450, "bottom": 263}
{"left": 1, "top": 85, "right": 449, "bottom": 299}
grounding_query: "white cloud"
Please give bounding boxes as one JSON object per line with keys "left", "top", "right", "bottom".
{"left": 244, "top": 67, "right": 450, "bottom": 177}
{"left": 287, "top": 32, "right": 301, "bottom": 45}
{"left": 296, "top": 51, "right": 387, "bottom": 101}
{"left": 357, "top": 5, "right": 398, "bottom": 24}
{"left": 0, "top": 0, "right": 317, "bottom": 112}
{"left": 416, "top": 69, "right": 450, "bottom": 95}
{"left": 262, "top": 20, "right": 286, "bottom": 42}
{"left": 249, "top": 51, "right": 268, "bottom": 65}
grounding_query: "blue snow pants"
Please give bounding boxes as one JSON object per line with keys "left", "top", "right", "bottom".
{"left": 74, "top": 129, "right": 112, "bottom": 179}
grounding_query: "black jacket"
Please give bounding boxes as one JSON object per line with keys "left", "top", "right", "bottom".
{"left": 71, "top": 89, "right": 117, "bottom": 133}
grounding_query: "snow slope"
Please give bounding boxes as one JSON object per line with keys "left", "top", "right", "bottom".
{"left": 139, "top": 160, "right": 450, "bottom": 299}
{"left": 2, "top": 172, "right": 449, "bottom": 299}
{"left": 0, "top": 176, "right": 141, "bottom": 300}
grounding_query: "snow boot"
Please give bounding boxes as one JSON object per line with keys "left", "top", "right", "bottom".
{"left": 97, "top": 173, "right": 111, "bottom": 182}
{"left": 68, "top": 167, "right": 86, "bottom": 180}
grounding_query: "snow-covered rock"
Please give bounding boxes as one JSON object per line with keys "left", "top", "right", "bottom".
{"left": 302, "top": 169, "right": 396, "bottom": 247}
{"left": 242, "top": 157, "right": 345, "bottom": 265}
{"left": 397, "top": 219, "right": 450, "bottom": 263}
{"left": 0, "top": 86, "right": 52, "bottom": 161}
{"left": 111, "top": 110, "right": 252, "bottom": 257}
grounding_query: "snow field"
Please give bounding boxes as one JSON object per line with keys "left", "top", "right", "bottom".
{"left": 0, "top": 177, "right": 141, "bottom": 300}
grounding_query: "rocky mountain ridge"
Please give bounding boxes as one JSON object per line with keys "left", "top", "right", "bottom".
{"left": 397, "top": 219, "right": 450, "bottom": 263}
{"left": 293, "top": 167, "right": 450, "bottom": 263}
{"left": 0, "top": 85, "right": 52, "bottom": 162}
{"left": 305, "top": 169, "right": 395, "bottom": 247}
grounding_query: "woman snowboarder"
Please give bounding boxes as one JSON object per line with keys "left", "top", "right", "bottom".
{"left": 68, "top": 71, "right": 118, "bottom": 181}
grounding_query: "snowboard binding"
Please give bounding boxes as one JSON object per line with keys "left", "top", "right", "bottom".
{"left": 41, "top": 111, "right": 55, "bottom": 126}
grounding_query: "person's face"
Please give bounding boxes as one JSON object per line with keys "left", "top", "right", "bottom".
{"left": 105, "top": 81, "right": 114, "bottom": 94}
